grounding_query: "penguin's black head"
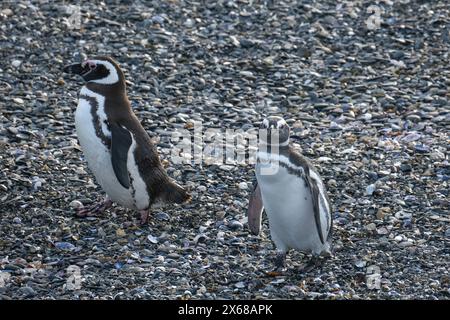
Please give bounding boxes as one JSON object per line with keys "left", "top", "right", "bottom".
{"left": 63, "top": 56, "right": 124, "bottom": 85}
{"left": 259, "top": 116, "right": 290, "bottom": 147}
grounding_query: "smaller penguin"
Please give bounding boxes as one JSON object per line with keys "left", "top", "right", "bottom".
{"left": 248, "top": 116, "right": 333, "bottom": 271}
{"left": 63, "top": 56, "right": 190, "bottom": 224}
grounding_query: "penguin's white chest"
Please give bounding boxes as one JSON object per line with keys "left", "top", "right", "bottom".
{"left": 256, "top": 164, "right": 327, "bottom": 255}
{"left": 74, "top": 89, "right": 134, "bottom": 208}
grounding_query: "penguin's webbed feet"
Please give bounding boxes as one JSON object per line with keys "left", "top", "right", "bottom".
{"left": 264, "top": 251, "right": 287, "bottom": 277}
{"left": 76, "top": 198, "right": 112, "bottom": 217}
{"left": 265, "top": 251, "right": 287, "bottom": 276}
{"left": 139, "top": 210, "right": 149, "bottom": 225}
{"left": 274, "top": 251, "right": 286, "bottom": 269}
{"left": 299, "top": 256, "right": 322, "bottom": 273}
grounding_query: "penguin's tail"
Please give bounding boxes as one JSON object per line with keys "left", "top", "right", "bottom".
{"left": 163, "top": 181, "right": 191, "bottom": 204}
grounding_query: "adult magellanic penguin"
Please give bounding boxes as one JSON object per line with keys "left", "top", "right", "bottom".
{"left": 63, "top": 56, "right": 191, "bottom": 224}
{"left": 248, "top": 116, "right": 333, "bottom": 271}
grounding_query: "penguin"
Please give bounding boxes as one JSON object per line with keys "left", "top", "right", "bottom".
{"left": 248, "top": 116, "right": 333, "bottom": 271}
{"left": 63, "top": 56, "right": 191, "bottom": 224}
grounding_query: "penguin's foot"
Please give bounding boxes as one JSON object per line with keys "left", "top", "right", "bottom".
{"left": 274, "top": 251, "right": 287, "bottom": 271}
{"left": 76, "top": 198, "right": 112, "bottom": 217}
{"left": 139, "top": 210, "right": 149, "bottom": 225}
{"left": 299, "top": 256, "right": 321, "bottom": 273}
{"left": 265, "top": 252, "right": 287, "bottom": 277}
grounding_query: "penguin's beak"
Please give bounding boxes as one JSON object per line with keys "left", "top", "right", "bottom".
{"left": 63, "top": 63, "right": 90, "bottom": 76}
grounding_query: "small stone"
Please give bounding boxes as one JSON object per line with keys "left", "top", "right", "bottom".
{"left": 216, "top": 211, "right": 225, "bottom": 219}
{"left": 28, "top": 246, "right": 39, "bottom": 253}
{"left": 216, "top": 231, "right": 225, "bottom": 242}
{"left": 155, "top": 212, "right": 170, "bottom": 221}
{"left": 11, "top": 60, "right": 21, "bottom": 68}
{"left": 271, "top": 278, "right": 286, "bottom": 285}
{"left": 151, "top": 15, "right": 164, "bottom": 25}
{"left": 366, "top": 184, "right": 376, "bottom": 196}
{"left": 406, "top": 114, "right": 421, "bottom": 122}
{"left": 395, "top": 211, "right": 412, "bottom": 220}
{"left": 183, "top": 290, "right": 192, "bottom": 297}
{"left": 404, "top": 195, "right": 417, "bottom": 204}
{"left": 430, "top": 150, "right": 445, "bottom": 160}
{"left": 414, "top": 144, "right": 429, "bottom": 153}
{"left": 238, "top": 182, "right": 248, "bottom": 190}
{"left": 147, "top": 234, "right": 158, "bottom": 244}
{"left": 401, "top": 133, "right": 421, "bottom": 143}
{"left": 228, "top": 220, "right": 243, "bottom": 231}
{"left": 1, "top": 8, "right": 13, "bottom": 16}
{"left": 399, "top": 240, "right": 414, "bottom": 247}
{"left": 98, "top": 227, "right": 106, "bottom": 238}
{"left": 55, "top": 242, "right": 76, "bottom": 251}
{"left": 445, "top": 229, "right": 450, "bottom": 238}
{"left": 229, "top": 35, "right": 240, "bottom": 47}
{"left": 402, "top": 219, "right": 412, "bottom": 229}
{"left": 284, "top": 285, "right": 300, "bottom": 293}
{"left": 329, "top": 122, "right": 343, "bottom": 130}
{"left": 57, "top": 78, "right": 65, "bottom": 86}
{"left": 69, "top": 200, "right": 84, "bottom": 209}
{"left": 123, "top": 266, "right": 145, "bottom": 273}
{"left": 116, "top": 228, "right": 126, "bottom": 237}
{"left": 376, "top": 227, "right": 389, "bottom": 235}
{"left": 376, "top": 207, "right": 390, "bottom": 219}
{"left": 263, "top": 57, "right": 274, "bottom": 66}
{"left": 239, "top": 71, "right": 254, "bottom": 78}
{"left": 20, "top": 286, "right": 36, "bottom": 297}
{"left": 193, "top": 234, "right": 207, "bottom": 244}
{"left": 365, "top": 223, "right": 376, "bottom": 231}
{"left": 355, "top": 260, "right": 366, "bottom": 268}
{"left": 327, "top": 179, "right": 337, "bottom": 188}
{"left": 167, "top": 253, "right": 180, "bottom": 259}
{"left": 197, "top": 285, "right": 207, "bottom": 295}
{"left": 184, "top": 18, "right": 194, "bottom": 28}
{"left": 400, "top": 164, "right": 412, "bottom": 172}
{"left": 13, "top": 98, "right": 24, "bottom": 104}
{"left": 12, "top": 217, "right": 21, "bottom": 224}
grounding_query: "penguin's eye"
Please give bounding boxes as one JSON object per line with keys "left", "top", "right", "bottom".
{"left": 88, "top": 62, "right": 97, "bottom": 70}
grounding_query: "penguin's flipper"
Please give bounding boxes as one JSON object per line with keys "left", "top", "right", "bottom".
{"left": 111, "top": 123, "right": 132, "bottom": 189}
{"left": 289, "top": 151, "right": 332, "bottom": 244}
{"left": 305, "top": 173, "right": 325, "bottom": 245}
{"left": 248, "top": 181, "right": 264, "bottom": 235}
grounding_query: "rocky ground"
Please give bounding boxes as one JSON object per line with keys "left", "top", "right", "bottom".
{"left": 0, "top": 0, "right": 449, "bottom": 299}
